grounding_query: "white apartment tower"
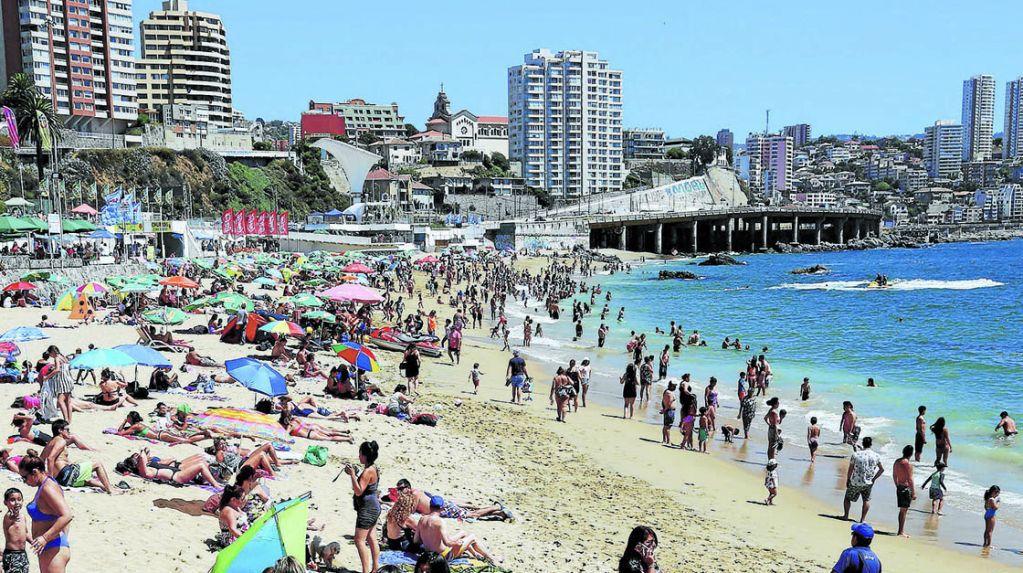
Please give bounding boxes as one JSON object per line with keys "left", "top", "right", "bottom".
{"left": 136, "top": 0, "right": 233, "bottom": 127}
{"left": 0, "top": 0, "right": 138, "bottom": 134}
{"left": 1005, "top": 78, "right": 1023, "bottom": 160}
{"left": 508, "top": 49, "right": 623, "bottom": 197}
{"left": 923, "top": 120, "right": 963, "bottom": 179}
{"left": 961, "top": 74, "right": 995, "bottom": 161}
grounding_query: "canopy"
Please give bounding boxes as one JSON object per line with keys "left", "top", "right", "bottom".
{"left": 324, "top": 209, "right": 345, "bottom": 216}
{"left": 0, "top": 326, "right": 48, "bottom": 342}
{"left": 0, "top": 216, "right": 34, "bottom": 234}
{"left": 70, "top": 203, "right": 98, "bottom": 215}
{"left": 18, "top": 217, "right": 47, "bottom": 232}
{"left": 4, "top": 197, "right": 32, "bottom": 208}
{"left": 211, "top": 494, "right": 310, "bottom": 573}
{"left": 112, "top": 344, "right": 172, "bottom": 368}
{"left": 69, "top": 348, "right": 137, "bottom": 370}
{"left": 341, "top": 262, "right": 374, "bottom": 274}
{"left": 87, "top": 229, "right": 116, "bottom": 240}
{"left": 225, "top": 358, "right": 287, "bottom": 397}
{"left": 159, "top": 276, "right": 199, "bottom": 289}
{"left": 319, "top": 283, "right": 384, "bottom": 304}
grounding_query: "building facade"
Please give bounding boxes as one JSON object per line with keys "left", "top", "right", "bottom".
{"left": 716, "top": 128, "right": 733, "bottom": 150}
{"left": 623, "top": 128, "right": 664, "bottom": 160}
{"left": 508, "top": 48, "right": 623, "bottom": 197}
{"left": 308, "top": 99, "right": 405, "bottom": 140}
{"left": 300, "top": 112, "right": 346, "bottom": 140}
{"left": 1005, "top": 78, "right": 1023, "bottom": 160}
{"left": 961, "top": 74, "right": 995, "bottom": 161}
{"left": 447, "top": 111, "right": 508, "bottom": 157}
{"left": 923, "top": 121, "right": 963, "bottom": 179}
{"left": 136, "top": 0, "right": 232, "bottom": 128}
{"left": 745, "top": 133, "right": 793, "bottom": 201}
{"left": 782, "top": 123, "right": 812, "bottom": 148}
{"left": 0, "top": 0, "right": 138, "bottom": 135}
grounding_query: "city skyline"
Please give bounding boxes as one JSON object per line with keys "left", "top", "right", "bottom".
{"left": 133, "top": 0, "right": 1023, "bottom": 138}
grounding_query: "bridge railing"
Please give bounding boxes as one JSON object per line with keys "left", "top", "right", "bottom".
{"left": 587, "top": 206, "right": 882, "bottom": 225}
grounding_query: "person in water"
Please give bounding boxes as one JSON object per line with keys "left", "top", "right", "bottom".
{"left": 994, "top": 411, "right": 1018, "bottom": 436}
{"left": 983, "top": 485, "right": 1000, "bottom": 548}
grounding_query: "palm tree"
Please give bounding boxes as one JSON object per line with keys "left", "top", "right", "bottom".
{"left": 1, "top": 73, "right": 62, "bottom": 182}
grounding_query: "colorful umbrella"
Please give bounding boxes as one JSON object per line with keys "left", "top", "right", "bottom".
{"left": 289, "top": 293, "right": 322, "bottom": 307}
{"left": 258, "top": 321, "right": 304, "bottom": 337}
{"left": 76, "top": 282, "right": 110, "bottom": 296}
{"left": 69, "top": 348, "right": 137, "bottom": 370}
{"left": 416, "top": 255, "right": 439, "bottom": 264}
{"left": 3, "top": 281, "right": 37, "bottom": 292}
{"left": 0, "top": 326, "right": 48, "bottom": 342}
{"left": 331, "top": 342, "right": 380, "bottom": 373}
{"left": 319, "top": 284, "right": 384, "bottom": 304}
{"left": 341, "top": 262, "right": 374, "bottom": 274}
{"left": 211, "top": 494, "right": 310, "bottom": 573}
{"left": 142, "top": 307, "right": 188, "bottom": 325}
{"left": 0, "top": 342, "right": 21, "bottom": 359}
{"left": 301, "top": 310, "right": 336, "bottom": 324}
{"left": 225, "top": 358, "right": 288, "bottom": 397}
{"left": 159, "top": 276, "right": 199, "bottom": 289}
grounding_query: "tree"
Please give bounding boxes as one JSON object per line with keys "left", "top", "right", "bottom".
{"left": 725, "top": 146, "right": 733, "bottom": 166}
{"left": 357, "top": 132, "right": 380, "bottom": 146}
{"left": 491, "top": 152, "right": 510, "bottom": 173}
{"left": 689, "top": 135, "right": 718, "bottom": 173}
{"left": 1, "top": 73, "right": 63, "bottom": 181}
{"left": 461, "top": 150, "right": 483, "bottom": 162}
{"left": 666, "top": 147, "right": 687, "bottom": 160}
{"left": 253, "top": 141, "right": 272, "bottom": 151}
{"left": 404, "top": 123, "right": 420, "bottom": 138}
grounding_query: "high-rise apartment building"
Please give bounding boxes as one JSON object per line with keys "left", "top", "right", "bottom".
{"left": 923, "top": 120, "right": 963, "bottom": 179}
{"left": 136, "top": 0, "right": 233, "bottom": 127}
{"left": 961, "top": 74, "right": 995, "bottom": 161}
{"left": 623, "top": 128, "right": 664, "bottom": 160}
{"left": 716, "top": 128, "right": 733, "bottom": 149}
{"left": 508, "top": 49, "right": 623, "bottom": 197}
{"left": 307, "top": 99, "right": 405, "bottom": 140}
{"left": 1005, "top": 78, "right": 1023, "bottom": 160}
{"left": 782, "top": 123, "right": 812, "bottom": 148}
{"left": 0, "top": 0, "right": 138, "bottom": 134}
{"left": 745, "top": 133, "right": 793, "bottom": 201}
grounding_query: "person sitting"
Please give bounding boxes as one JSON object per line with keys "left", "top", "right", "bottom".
{"left": 414, "top": 496, "right": 497, "bottom": 563}
{"left": 95, "top": 369, "right": 136, "bottom": 409}
{"left": 12, "top": 407, "right": 50, "bottom": 446}
{"left": 383, "top": 487, "right": 420, "bottom": 551}
{"left": 148, "top": 367, "right": 179, "bottom": 392}
{"left": 389, "top": 479, "right": 511, "bottom": 521}
{"left": 386, "top": 385, "right": 415, "bottom": 417}
{"left": 185, "top": 351, "right": 220, "bottom": 368}
{"left": 206, "top": 437, "right": 283, "bottom": 479}
{"left": 277, "top": 411, "right": 353, "bottom": 443}
{"left": 270, "top": 336, "right": 292, "bottom": 362}
{"left": 214, "top": 484, "right": 249, "bottom": 548}
{"left": 302, "top": 355, "right": 328, "bottom": 380}
{"left": 40, "top": 420, "right": 117, "bottom": 494}
{"left": 118, "top": 447, "right": 222, "bottom": 488}
{"left": 116, "top": 411, "right": 206, "bottom": 444}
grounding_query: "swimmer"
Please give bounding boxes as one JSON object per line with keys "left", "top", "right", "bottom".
{"left": 995, "top": 411, "right": 1018, "bottom": 437}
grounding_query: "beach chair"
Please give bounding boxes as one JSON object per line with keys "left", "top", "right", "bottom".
{"left": 136, "top": 326, "right": 189, "bottom": 353}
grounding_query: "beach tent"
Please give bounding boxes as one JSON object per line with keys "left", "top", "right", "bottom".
{"left": 70, "top": 204, "right": 98, "bottom": 216}
{"left": 4, "top": 198, "right": 32, "bottom": 208}
{"left": 212, "top": 494, "right": 310, "bottom": 573}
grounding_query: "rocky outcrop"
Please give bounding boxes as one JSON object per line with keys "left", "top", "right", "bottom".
{"left": 696, "top": 253, "right": 746, "bottom": 266}
{"left": 790, "top": 264, "right": 830, "bottom": 275}
{"left": 657, "top": 270, "right": 701, "bottom": 280}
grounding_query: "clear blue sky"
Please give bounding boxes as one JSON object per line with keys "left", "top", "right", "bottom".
{"left": 135, "top": 0, "right": 1019, "bottom": 139}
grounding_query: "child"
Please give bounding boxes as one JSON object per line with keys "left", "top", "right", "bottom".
{"left": 807, "top": 416, "right": 820, "bottom": 464}
{"left": 3, "top": 487, "right": 28, "bottom": 573}
{"left": 697, "top": 407, "right": 710, "bottom": 453}
{"left": 983, "top": 485, "right": 1000, "bottom": 547}
{"left": 680, "top": 412, "right": 695, "bottom": 450}
{"left": 764, "top": 459, "right": 778, "bottom": 505}
{"left": 921, "top": 462, "right": 947, "bottom": 515}
{"left": 720, "top": 425, "right": 737, "bottom": 443}
{"left": 468, "top": 363, "right": 482, "bottom": 395}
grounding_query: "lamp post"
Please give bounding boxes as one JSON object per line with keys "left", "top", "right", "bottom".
{"left": 50, "top": 171, "right": 64, "bottom": 269}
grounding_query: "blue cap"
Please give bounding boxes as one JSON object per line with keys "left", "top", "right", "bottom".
{"left": 851, "top": 523, "right": 874, "bottom": 539}
{"left": 429, "top": 495, "right": 445, "bottom": 509}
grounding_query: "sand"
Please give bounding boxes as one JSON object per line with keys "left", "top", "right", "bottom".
{"left": 0, "top": 254, "right": 1013, "bottom": 573}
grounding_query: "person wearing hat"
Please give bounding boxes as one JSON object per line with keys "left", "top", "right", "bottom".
{"left": 506, "top": 350, "right": 528, "bottom": 405}
{"left": 414, "top": 495, "right": 498, "bottom": 563}
{"left": 832, "top": 523, "right": 881, "bottom": 573}
{"left": 764, "top": 459, "right": 779, "bottom": 505}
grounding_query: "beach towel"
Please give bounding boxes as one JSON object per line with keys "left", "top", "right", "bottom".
{"left": 102, "top": 428, "right": 182, "bottom": 446}
{"left": 378, "top": 550, "right": 509, "bottom": 572}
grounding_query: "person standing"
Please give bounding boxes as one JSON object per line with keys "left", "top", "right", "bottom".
{"left": 658, "top": 346, "right": 670, "bottom": 380}
{"left": 578, "top": 358, "right": 592, "bottom": 408}
{"left": 831, "top": 523, "right": 881, "bottom": 573}
{"left": 842, "top": 437, "right": 884, "bottom": 523}
{"left": 764, "top": 397, "right": 782, "bottom": 460}
{"left": 620, "top": 363, "right": 638, "bottom": 419}
{"left": 983, "top": 485, "right": 1000, "bottom": 548}
{"left": 401, "top": 345, "right": 421, "bottom": 396}
{"left": 446, "top": 327, "right": 461, "bottom": 365}
{"left": 659, "top": 382, "right": 677, "bottom": 446}
{"left": 931, "top": 417, "right": 951, "bottom": 466}
{"left": 914, "top": 406, "right": 927, "bottom": 462}
{"left": 506, "top": 350, "right": 528, "bottom": 405}
{"left": 346, "top": 441, "right": 381, "bottom": 573}
{"left": 892, "top": 445, "right": 915, "bottom": 537}
{"left": 19, "top": 455, "right": 72, "bottom": 573}
{"left": 549, "top": 367, "right": 572, "bottom": 423}
{"left": 43, "top": 347, "right": 73, "bottom": 425}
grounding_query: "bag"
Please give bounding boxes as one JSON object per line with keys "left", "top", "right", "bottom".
{"left": 127, "top": 381, "right": 149, "bottom": 400}
{"left": 398, "top": 360, "right": 407, "bottom": 372}
{"left": 302, "top": 445, "right": 329, "bottom": 466}
{"left": 411, "top": 413, "right": 438, "bottom": 426}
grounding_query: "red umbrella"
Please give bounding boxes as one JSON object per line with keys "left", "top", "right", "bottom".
{"left": 159, "top": 276, "right": 199, "bottom": 289}
{"left": 341, "top": 262, "right": 374, "bottom": 274}
{"left": 416, "top": 255, "right": 439, "bottom": 264}
{"left": 3, "top": 281, "right": 37, "bottom": 292}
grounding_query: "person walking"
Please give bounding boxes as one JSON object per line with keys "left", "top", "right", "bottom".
{"left": 842, "top": 437, "right": 884, "bottom": 523}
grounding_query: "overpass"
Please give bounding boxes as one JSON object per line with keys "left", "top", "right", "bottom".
{"left": 588, "top": 206, "right": 883, "bottom": 253}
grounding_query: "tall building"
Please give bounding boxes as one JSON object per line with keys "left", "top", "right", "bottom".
{"left": 1005, "top": 78, "right": 1023, "bottom": 160}
{"left": 0, "top": 0, "right": 138, "bottom": 135}
{"left": 745, "top": 133, "right": 793, "bottom": 201}
{"left": 923, "top": 120, "right": 963, "bottom": 179}
{"left": 307, "top": 99, "right": 405, "bottom": 140}
{"left": 508, "top": 48, "right": 623, "bottom": 197}
{"left": 136, "top": 0, "right": 233, "bottom": 127}
{"left": 623, "top": 128, "right": 665, "bottom": 160}
{"left": 782, "top": 124, "right": 812, "bottom": 148}
{"left": 961, "top": 74, "right": 995, "bottom": 161}
{"left": 716, "top": 128, "right": 733, "bottom": 149}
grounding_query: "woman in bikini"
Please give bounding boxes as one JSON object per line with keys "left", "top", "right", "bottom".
{"left": 278, "top": 411, "right": 353, "bottom": 443}
{"left": 215, "top": 485, "right": 248, "bottom": 548}
{"left": 18, "top": 455, "right": 71, "bottom": 573}
{"left": 384, "top": 488, "right": 420, "bottom": 551}
{"left": 931, "top": 417, "right": 952, "bottom": 466}
{"left": 94, "top": 370, "right": 136, "bottom": 409}
{"left": 116, "top": 411, "right": 207, "bottom": 445}
{"left": 123, "top": 447, "right": 222, "bottom": 487}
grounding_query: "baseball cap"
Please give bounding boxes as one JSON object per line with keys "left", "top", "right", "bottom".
{"left": 851, "top": 522, "right": 874, "bottom": 539}
{"left": 429, "top": 495, "right": 445, "bottom": 509}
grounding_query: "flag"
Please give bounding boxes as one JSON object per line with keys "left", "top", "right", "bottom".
{"left": 151, "top": 188, "right": 161, "bottom": 206}
{"left": 233, "top": 209, "right": 244, "bottom": 235}
{"left": 2, "top": 107, "right": 19, "bottom": 148}
{"left": 36, "top": 110, "right": 52, "bottom": 151}
{"left": 165, "top": 189, "right": 174, "bottom": 206}
{"left": 222, "top": 209, "right": 232, "bottom": 235}
{"left": 89, "top": 183, "right": 97, "bottom": 204}
{"left": 260, "top": 211, "right": 269, "bottom": 236}
{"left": 280, "top": 212, "right": 289, "bottom": 236}
{"left": 247, "top": 210, "right": 257, "bottom": 235}
{"left": 267, "top": 211, "right": 278, "bottom": 235}
{"left": 72, "top": 182, "right": 82, "bottom": 202}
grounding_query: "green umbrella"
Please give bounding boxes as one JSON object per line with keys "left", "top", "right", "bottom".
{"left": 75, "top": 220, "right": 97, "bottom": 232}
{"left": 142, "top": 306, "right": 188, "bottom": 325}
{"left": 194, "top": 258, "right": 216, "bottom": 270}
{"left": 214, "top": 292, "right": 253, "bottom": 311}
{"left": 0, "top": 216, "right": 34, "bottom": 234}
{"left": 61, "top": 219, "right": 85, "bottom": 233}
{"left": 184, "top": 297, "right": 213, "bottom": 311}
{"left": 290, "top": 293, "right": 323, "bottom": 307}
{"left": 17, "top": 217, "right": 47, "bottom": 232}
{"left": 302, "top": 310, "right": 336, "bottom": 323}
{"left": 118, "top": 283, "right": 155, "bottom": 293}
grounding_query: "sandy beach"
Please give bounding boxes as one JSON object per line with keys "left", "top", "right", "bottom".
{"left": 0, "top": 251, "right": 1015, "bottom": 573}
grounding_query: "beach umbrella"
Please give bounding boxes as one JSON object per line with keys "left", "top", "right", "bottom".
{"left": 75, "top": 281, "right": 109, "bottom": 296}
{"left": 214, "top": 292, "right": 253, "bottom": 311}
{"left": 331, "top": 342, "right": 380, "bottom": 373}
{"left": 0, "top": 342, "right": 21, "bottom": 360}
{"left": 159, "top": 276, "right": 199, "bottom": 289}
{"left": 193, "top": 408, "right": 292, "bottom": 445}
{"left": 52, "top": 287, "right": 77, "bottom": 311}
{"left": 416, "top": 254, "right": 439, "bottom": 264}
{"left": 69, "top": 203, "right": 98, "bottom": 216}
{"left": 117, "top": 282, "right": 156, "bottom": 294}
{"left": 0, "top": 326, "right": 48, "bottom": 342}
{"left": 341, "top": 262, "right": 374, "bottom": 274}
{"left": 18, "top": 217, "right": 46, "bottom": 232}
{"left": 3, "top": 281, "right": 37, "bottom": 292}
{"left": 301, "top": 278, "right": 326, "bottom": 287}
{"left": 289, "top": 293, "right": 322, "bottom": 307}
{"left": 252, "top": 277, "right": 276, "bottom": 287}
{"left": 112, "top": 344, "right": 172, "bottom": 368}
{"left": 301, "top": 310, "right": 336, "bottom": 323}
{"left": 225, "top": 358, "right": 288, "bottom": 398}
{"left": 4, "top": 197, "right": 32, "bottom": 208}
{"left": 69, "top": 348, "right": 137, "bottom": 370}
{"left": 258, "top": 321, "right": 304, "bottom": 337}
{"left": 211, "top": 493, "right": 309, "bottom": 573}
{"left": 142, "top": 307, "right": 188, "bottom": 325}
{"left": 184, "top": 296, "right": 213, "bottom": 311}
{"left": 87, "top": 229, "right": 115, "bottom": 240}
{"left": 0, "top": 216, "right": 34, "bottom": 234}
{"left": 194, "top": 258, "right": 216, "bottom": 270}
{"left": 319, "top": 284, "right": 384, "bottom": 304}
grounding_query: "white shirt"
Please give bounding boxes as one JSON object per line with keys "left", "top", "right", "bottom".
{"left": 849, "top": 449, "right": 882, "bottom": 487}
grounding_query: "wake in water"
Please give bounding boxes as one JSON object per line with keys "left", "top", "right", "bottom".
{"left": 770, "top": 278, "right": 1004, "bottom": 292}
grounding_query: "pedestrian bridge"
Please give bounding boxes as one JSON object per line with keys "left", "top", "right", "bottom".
{"left": 587, "top": 206, "right": 883, "bottom": 253}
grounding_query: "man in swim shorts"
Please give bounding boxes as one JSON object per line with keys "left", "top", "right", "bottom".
{"left": 660, "top": 382, "right": 677, "bottom": 445}
{"left": 892, "top": 445, "right": 915, "bottom": 537}
{"left": 40, "top": 420, "right": 116, "bottom": 494}
{"left": 842, "top": 437, "right": 883, "bottom": 522}
{"left": 995, "top": 411, "right": 1018, "bottom": 436}
{"left": 914, "top": 405, "right": 927, "bottom": 462}
{"left": 506, "top": 350, "right": 528, "bottom": 405}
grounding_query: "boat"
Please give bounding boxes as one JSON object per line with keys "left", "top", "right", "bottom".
{"left": 368, "top": 327, "right": 443, "bottom": 357}
{"left": 867, "top": 281, "right": 892, "bottom": 289}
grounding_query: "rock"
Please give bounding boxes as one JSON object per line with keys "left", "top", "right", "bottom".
{"left": 697, "top": 253, "right": 746, "bottom": 266}
{"left": 790, "top": 264, "right": 830, "bottom": 275}
{"left": 657, "top": 270, "right": 701, "bottom": 280}
{"left": 773, "top": 241, "right": 792, "bottom": 253}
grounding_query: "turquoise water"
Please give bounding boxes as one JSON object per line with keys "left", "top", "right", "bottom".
{"left": 511, "top": 240, "right": 1023, "bottom": 523}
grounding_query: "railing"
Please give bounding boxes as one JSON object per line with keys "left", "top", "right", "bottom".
{"left": 586, "top": 206, "right": 883, "bottom": 225}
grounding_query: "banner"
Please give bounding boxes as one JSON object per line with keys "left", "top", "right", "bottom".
{"left": 222, "top": 209, "right": 232, "bottom": 235}
{"left": 279, "top": 212, "right": 289, "bottom": 236}
{"left": 244, "top": 210, "right": 254, "bottom": 235}
{"left": 233, "top": 209, "right": 244, "bottom": 236}
{"left": 267, "top": 210, "right": 278, "bottom": 236}
{"left": 36, "top": 110, "right": 52, "bottom": 151}
{"left": 1, "top": 106, "right": 19, "bottom": 148}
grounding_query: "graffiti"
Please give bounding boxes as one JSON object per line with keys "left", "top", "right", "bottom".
{"left": 494, "top": 234, "right": 515, "bottom": 251}
{"left": 664, "top": 177, "right": 709, "bottom": 196}
{"left": 524, "top": 238, "right": 551, "bottom": 250}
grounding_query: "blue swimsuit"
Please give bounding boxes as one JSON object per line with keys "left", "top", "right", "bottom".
{"left": 27, "top": 477, "right": 69, "bottom": 551}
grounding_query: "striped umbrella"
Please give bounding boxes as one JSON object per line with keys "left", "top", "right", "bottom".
{"left": 259, "top": 321, "right": 305, "bottom": 337}
{"left": 192, "top": 407, "right": 292, "bottom": 445}
{"left": 331, "top": 342, "right": 380, "bottom": 373}
{"left": 76, "top": 281, "right": 110, "bottom": 296}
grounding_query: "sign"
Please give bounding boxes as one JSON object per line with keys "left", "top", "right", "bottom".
{"left": 222, "top": 209, "right": 232, "bottom": 235}
{"left": 47, "top": 214, "right": 61, "bottom": 234}
{"left": 233, "top": 210, "right": 244, "bottom": 235}
{"left": 151, "top": 221, "right": 172, "bottom": 233}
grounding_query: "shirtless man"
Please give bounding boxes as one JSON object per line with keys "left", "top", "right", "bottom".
{"left": 914, "top": 406, "right": 927, "bottom": 462}
{"left": 415, "top": 496, "right": 497, "bottom": 562}
{"left": 995, "top": 411, "right": 1018, "bottom": 436}
{"left": 660, "top": 382, "right": 677, "bottom": 446}
{"left": 892, "top": 445, "right": 915, "bottom": 537}
{"left": 841, "top": 401, "right": 859, "bottom": 450}
{"left": 807, "top": 416, "right": 821, "bottom": 464}
{"left": 41, "top": 420, "right": 117, "bottom": 494}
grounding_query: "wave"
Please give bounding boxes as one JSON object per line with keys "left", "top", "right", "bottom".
{"left": 770, "top": 278, "right": 1004, "bottom": 292}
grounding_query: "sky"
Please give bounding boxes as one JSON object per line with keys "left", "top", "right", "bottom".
{"left": 135, "top": 0, "right": 1020, "bottom": 139}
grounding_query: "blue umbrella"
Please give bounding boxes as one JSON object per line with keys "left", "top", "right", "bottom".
{"left": 87, "top": 229, "right": 116, "bottom": 240}
{"left": 112, "top": 344, "right": 172, "bottom": 368}
{"left": 0, "top": 326, "right": 49, "bottom": 343}
{"left": 69, "top": 348, "right": 137, "bottom": 370}
{"left": 225, "top": 357, "right": 287, "bottom": 397}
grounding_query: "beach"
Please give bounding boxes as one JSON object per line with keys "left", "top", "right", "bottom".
{"left": 0, "top": 247, "right": 1016, "bottom": 573}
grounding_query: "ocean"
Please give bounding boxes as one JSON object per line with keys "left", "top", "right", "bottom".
{"left": 506, "top": 240, "right": 1023, "bottom": 529}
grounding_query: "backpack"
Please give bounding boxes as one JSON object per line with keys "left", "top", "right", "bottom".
{"left": 411, "top": 413, "right": 438, "bottom": 427}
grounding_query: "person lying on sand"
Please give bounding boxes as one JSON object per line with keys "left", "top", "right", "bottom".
{"left": 116, "top": 411, "right": 207, "bottom": 444}
{"left": 205, "top": 438, "right": 287, "bottom": 479}
{"left": 277, "top": 396, "right": 359, "bottom": 422}
{"left": 278, "top": 410, "right": 353, "bottom": 443}
{"left": 117, "top": 447, "right": 222, "bottom": 488}
{"left": 388, "top": 479, "right": 512, "bottom": 521}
